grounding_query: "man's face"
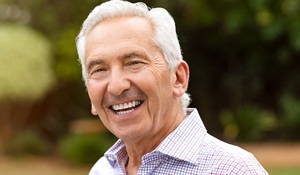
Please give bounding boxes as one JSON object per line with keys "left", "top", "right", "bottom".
{"left": 85, "top": 17, "right": 182, "bottom": 141}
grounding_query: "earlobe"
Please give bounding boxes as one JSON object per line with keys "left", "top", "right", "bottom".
{"left": 173, "top": 61, "right": 189, "bottom": 97}
{"left": 91, "top": 103, "right": 97, "bottom": 115}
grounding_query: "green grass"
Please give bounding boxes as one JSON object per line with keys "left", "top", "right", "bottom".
{"left": 267, "top": 167, "right": 300, "bottom": 175}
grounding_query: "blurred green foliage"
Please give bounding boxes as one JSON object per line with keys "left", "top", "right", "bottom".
{"left": 58, "top": 133, "right": 117, "bottom": 165}
{"left": 6, "top": 130, "right": 50, "bottom": 156}
{"left": 220, "top": 105, "right": 277, "bottom": 142}
{"left": 55, "top": 26, "right": 82, "bottom": 80}
{"left": 279, "top": 95, "right": 300, "bottom": 140}
{"left": 0, "top": 23, "right": 54, "bottom": 101}
{"left": 0, "top": 0, "right": 299, "bottom": 147}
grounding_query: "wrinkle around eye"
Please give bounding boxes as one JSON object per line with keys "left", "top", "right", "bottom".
{"left": 143, "top": 56, "right": 169, "bottom": 80}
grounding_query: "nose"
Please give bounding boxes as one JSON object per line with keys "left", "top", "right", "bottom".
{"left": 107, "top": 68, "right": 130, "bottom": 96}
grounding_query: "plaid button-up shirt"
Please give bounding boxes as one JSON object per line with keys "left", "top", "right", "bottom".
{"left": 89, "top": 108, "right": 268, "bottom": 175}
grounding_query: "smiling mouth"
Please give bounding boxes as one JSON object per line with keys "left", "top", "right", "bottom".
{"left": 110, "top": 100, "right": 143, "bottom": 115}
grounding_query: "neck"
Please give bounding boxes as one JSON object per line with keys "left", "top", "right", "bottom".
{"left": 124, "top": 107, "right": 186, "bottom": 174}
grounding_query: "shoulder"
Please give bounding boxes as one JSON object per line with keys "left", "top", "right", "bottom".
{"left": 198, "top": 134, "right": 268, "bottom": 174}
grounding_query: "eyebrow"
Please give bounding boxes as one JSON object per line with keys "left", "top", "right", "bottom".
{"left": 122, "top": 51, "right": 148, "bottom": 60}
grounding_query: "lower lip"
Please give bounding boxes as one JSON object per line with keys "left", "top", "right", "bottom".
{"left": 111, "top": 104, "right": 142, "bottom": 120}
{"left": 115, "top": 108, "right": 135, "bottom": 115}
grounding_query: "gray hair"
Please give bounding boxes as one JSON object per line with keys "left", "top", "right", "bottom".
{"left": 76, "top": 0, "right": 191, "bottom": 109}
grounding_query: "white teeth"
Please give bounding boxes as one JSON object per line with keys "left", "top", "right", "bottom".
{"left": 112, "top": 100, "right": 141, "bottom": 111}
{"left": 128, "top": 102, "right": 132, "bottom": 108}
{"left": 135, "top": 101, "right": 139, "bottom": 106}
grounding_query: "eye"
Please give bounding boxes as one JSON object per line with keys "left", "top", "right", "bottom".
{"left": 88, "top": 67, "right": 107, "bottom": 79}
{"left": 126, "top": 60, "right": 146, "bottom": 71}
{"left": 89, "top": 68, "right": 104, "bottom": 75}
{"left": 128, "top": 61, "right": 142, "bottom": 66}
{"left": 93, "top": 68, "right": 106, "bottom": 73}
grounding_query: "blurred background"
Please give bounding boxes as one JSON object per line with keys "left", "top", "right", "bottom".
{"left": 0, "top": 0, "right": 300, "bottom": 174}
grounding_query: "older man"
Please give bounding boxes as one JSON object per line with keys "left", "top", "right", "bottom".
{"left": 76, "top": 0, "right": 268, "bottom": 174}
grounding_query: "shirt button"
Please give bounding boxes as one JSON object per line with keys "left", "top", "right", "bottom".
{"left": 108, "top": 156, "right": 115, "bottom": 162}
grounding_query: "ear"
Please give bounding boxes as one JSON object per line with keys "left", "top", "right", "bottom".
{"left": 173, "top": 61, "right": 189, "bottom": 97}
{"left": 91, "top": 103, "right": 97, "bottom": 115}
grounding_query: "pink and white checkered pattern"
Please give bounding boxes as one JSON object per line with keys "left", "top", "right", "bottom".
{"left": 89, "top": 108, "right": 269, "bottom": 175}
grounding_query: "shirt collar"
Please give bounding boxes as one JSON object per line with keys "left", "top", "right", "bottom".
{"left": 154, "top": 108, "right": 207, "bottom": 165}
{"left": 104, "top": 139, "right": 127, "bottom": 168}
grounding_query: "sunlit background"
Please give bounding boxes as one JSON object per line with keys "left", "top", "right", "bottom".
{"left": 0, "top": 0, "right": 300, "bottom": 174}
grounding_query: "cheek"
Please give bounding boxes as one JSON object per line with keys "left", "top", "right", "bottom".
{"left": 87, "top": 81, "right": 106, "bottom": 105}
{"left": 135, "top": 69, "right": 173, "bottom": 104}
{"left": 133, "top": 70, "right": 162, "bottom": 93}
{"left": 149, "top": 69, "right": 173, "bottom": 93}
